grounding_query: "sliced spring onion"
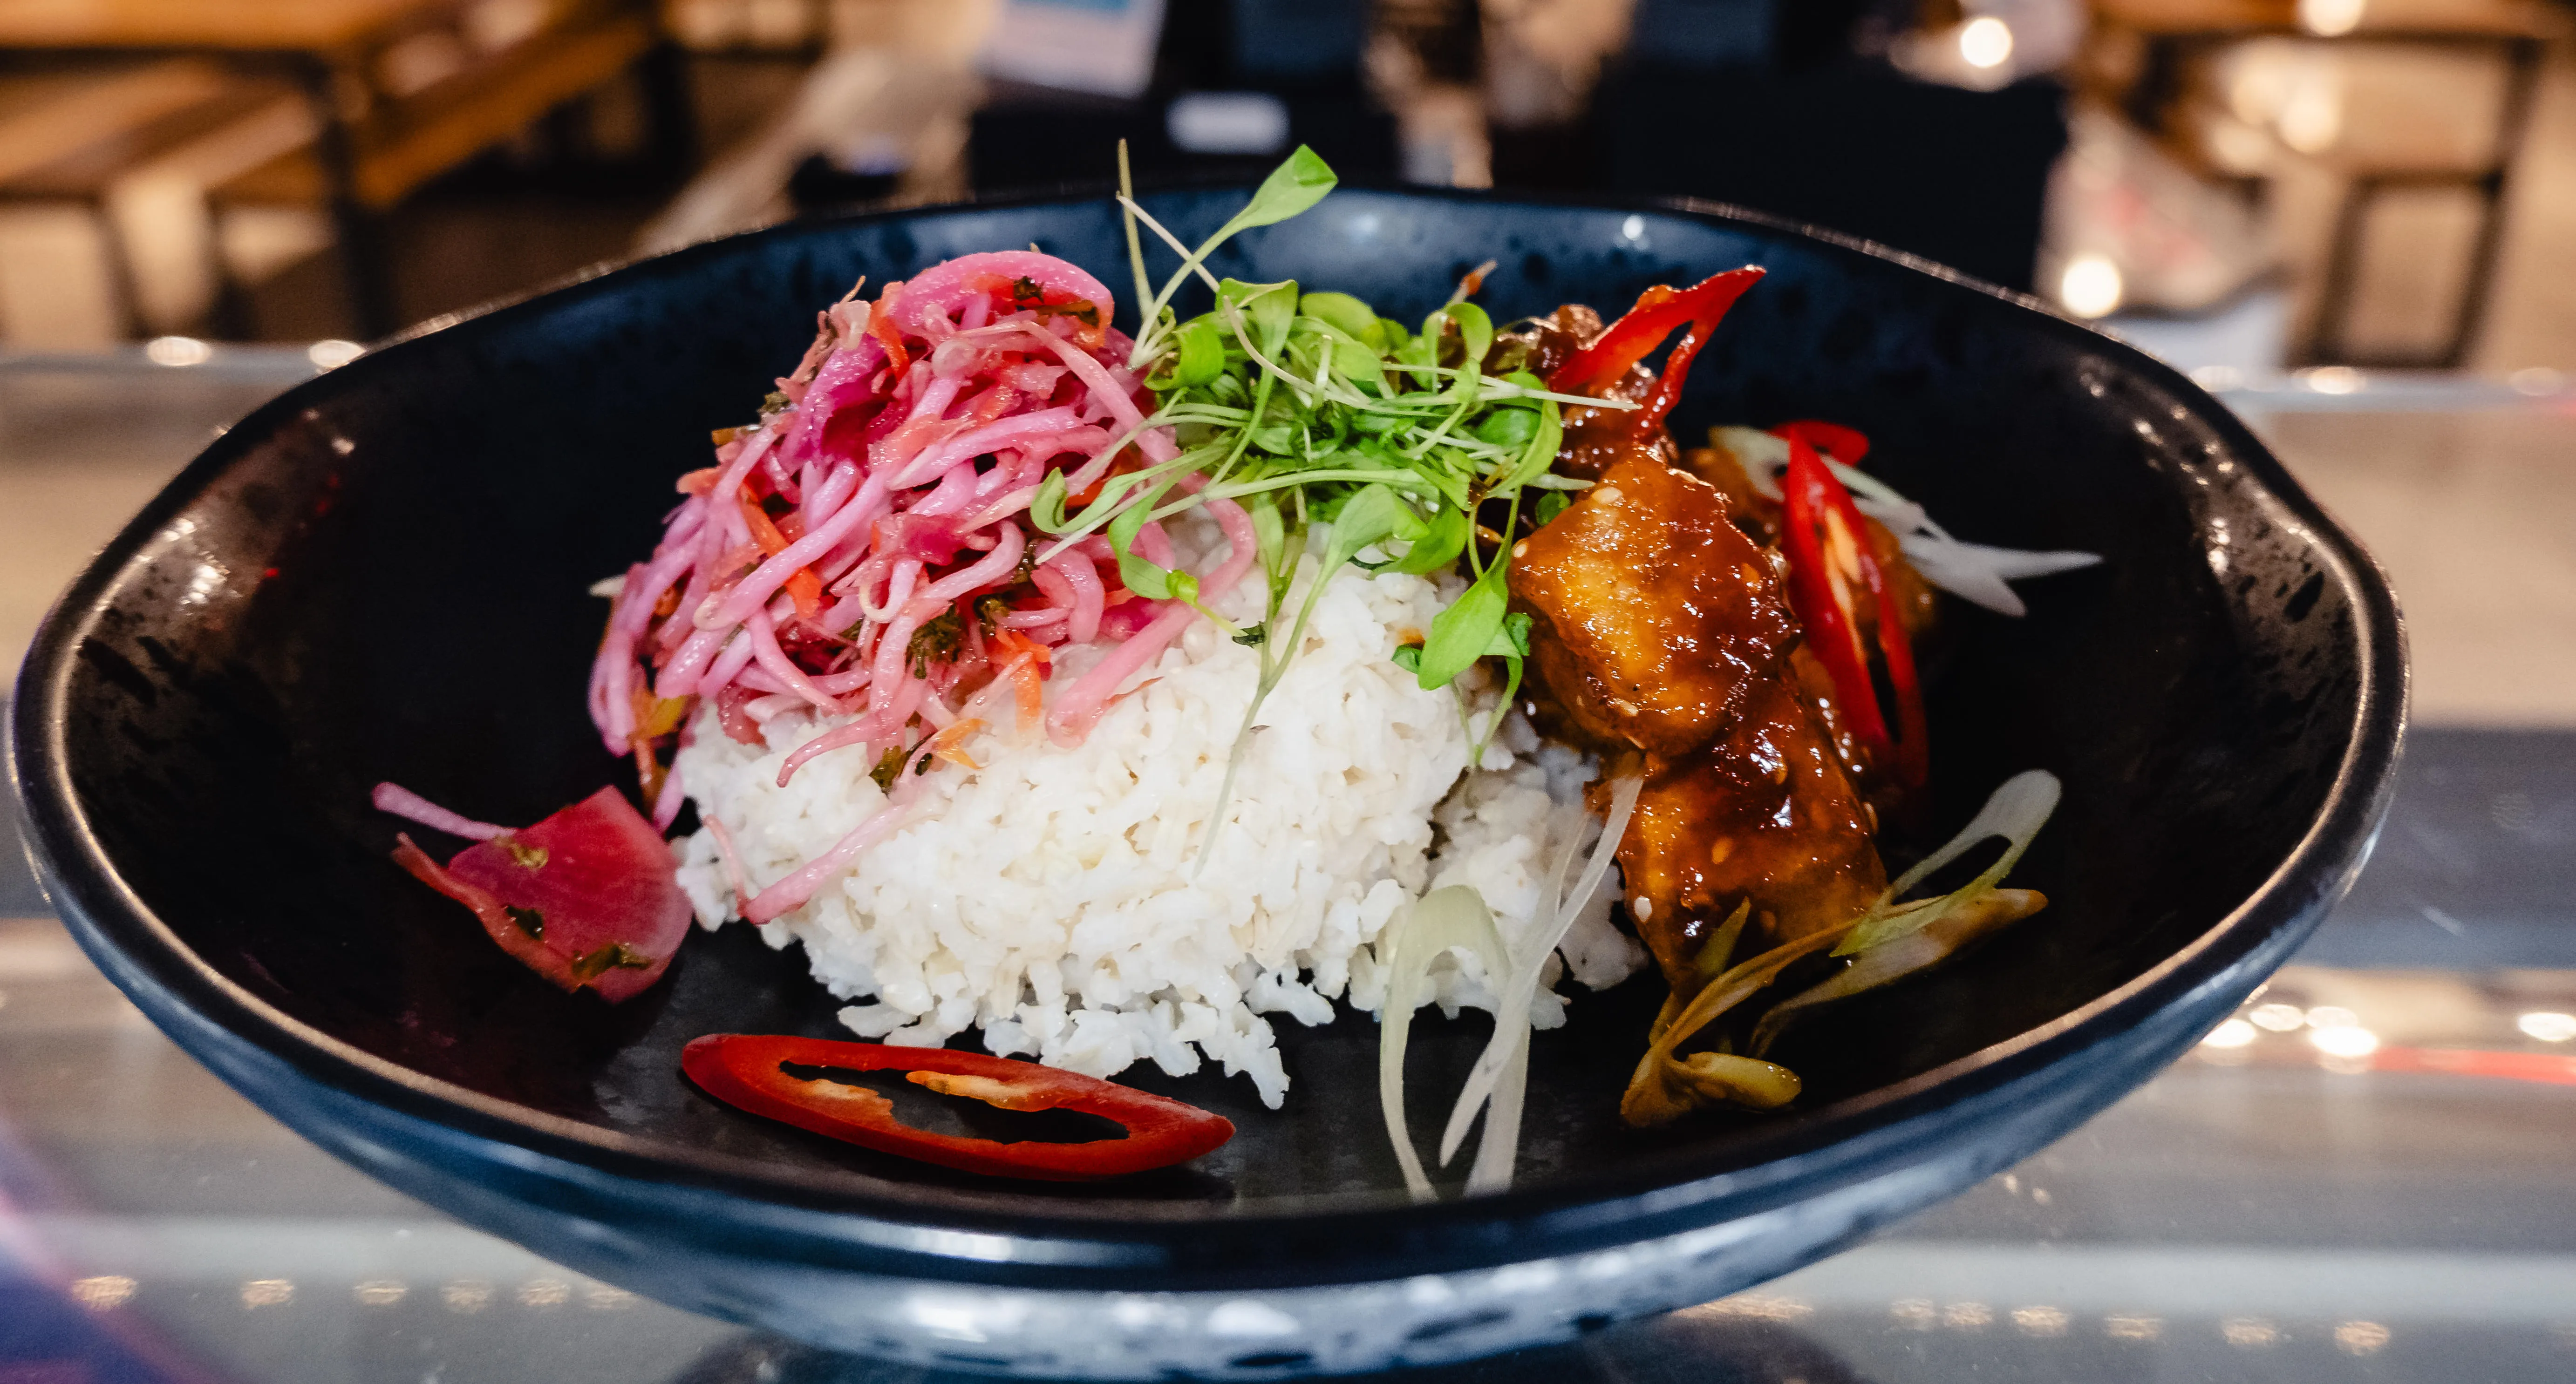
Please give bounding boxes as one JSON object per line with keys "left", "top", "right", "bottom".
{"left": 1837, "top": 768, "right": 2061, "bottom": 956}
{"left": 1619, "top": 769, "right": 2063, "bottom": 1125}
{"left": 1618, "top": 927, "right": 1847, "bottom": 1127}
{"left": 1376, "top": 885, "right": 1510, "bottom": 1201}
{"left": 1436, "top": 774, "right": 1644, "bottom": 1181}
{"left": 1693, "top": 898, "right": 1753, "bottom": 980}
{"left": 1749, "top": 888, "right": 2049, "bottom": 1057}
{"left": 1670, "top": 1051, "right": 1800, "bottom": 1109}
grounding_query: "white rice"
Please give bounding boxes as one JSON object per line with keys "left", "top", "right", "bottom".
{"left": 671, "top": 520, "right": 1645, "bottom": 1106}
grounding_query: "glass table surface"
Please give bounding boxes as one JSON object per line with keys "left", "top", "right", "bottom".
{"left": 4, "top": 350, "right": 2573, "bottom": 1384}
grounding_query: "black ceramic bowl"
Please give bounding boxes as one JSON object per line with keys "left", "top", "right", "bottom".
{"left": 8, "top": 188, "right": 2403, "bottom": 1377}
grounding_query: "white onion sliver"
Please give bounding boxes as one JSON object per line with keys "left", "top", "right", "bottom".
{"left": 371, "top": 782, "right": 508, "bottom": 841}
{"left": 1901, "top": 535, "right": 2104, "bottom": 616}
{"left": 1439, "top": 774, "right": 1645, "bottom": 1179}
{"left": 1704, "top": 424, "right": 2099, "bottom": 614}
{"left": 1376, "top": 887, "right": 1512, "bottom": 1201}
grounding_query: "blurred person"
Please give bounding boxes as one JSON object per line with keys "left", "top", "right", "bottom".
{"left": 1484, "top": 0, "right": 1639, "bottom": 131}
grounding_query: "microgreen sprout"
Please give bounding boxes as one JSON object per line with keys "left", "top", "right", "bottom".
{"left": 1088, "top": 147, "right": 1639, "bottom": 862}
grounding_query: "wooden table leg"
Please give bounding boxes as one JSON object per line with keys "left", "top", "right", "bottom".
{"left": 2303, "top": 34, "right": 2546, "bottom": 369}
{"left": 2441, "top": 35, "right": 2546, "bottom": 370}
{"left": 296, "top": 54, "right": 397, "bottom": 340}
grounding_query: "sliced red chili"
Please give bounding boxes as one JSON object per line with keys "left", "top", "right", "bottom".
{"left": 1779, "top": 430, "right": 1885, "bottom": 748}
{"left": 1772, "top": 419, "right": 1870, "bottom": 468}
{"left": 681, "top": 1034, "right": 1235, "bottom": 1181}
{"left": 1867, "top": 536, "right": 1931, "bottom": 794}
{"left": 1773, "top": 424, "right": 1929, "bottom": 792}
{"left": 1547, "top": 267, "right": 1765, "bottom": 439}
{"left": 1770, "top": 422, "right": 1926, "bottom": 789}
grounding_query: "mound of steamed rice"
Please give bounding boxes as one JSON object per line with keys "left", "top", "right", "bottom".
{"left": 671, "top": 524, "right": 1644, "bottom": 1106}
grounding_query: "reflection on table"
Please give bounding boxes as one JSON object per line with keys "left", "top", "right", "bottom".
{"left": 8, "top": 884, "right": 2576, "bottom": 1383}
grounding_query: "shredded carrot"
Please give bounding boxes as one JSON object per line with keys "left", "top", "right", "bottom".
{"left": 786, "top": 571, "right": 825, "bottom": 618}
{"left": 677, "top": 466, "right": 722, "bottom": 495}
{"left": 991, "top": 628, "right": 1053, "bottom": 671}
{"left": 866, "top": 294, "right": 911, "bottom": 379}
{"left": 739, "top": 489, "right": 790, "bottom": 555}
{"left": 969, "top": 385, "right": 1016, "bottom": 426}
{"left": 1011, "top": 660, "right": 1042, "bottom": 736}
{"left": 740, "top": 488, "right": 825, "bottom": 619}
{"left": 630, "top": 687, "right": 693, "bottom": 743}
{"left": 1069, "top": 448, "right": 1142, "bottom": 506}
{"left": 1101, "top": 678, "right": 1159, "bottom": 714}
{"left": 924, "top": 717, "right": 988, "bottom": 771}
{"left": 634, "top": 739, "right": 667, "bottom": 802}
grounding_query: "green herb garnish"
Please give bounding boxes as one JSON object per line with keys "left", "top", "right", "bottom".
{"left": 1014, "top": 274, "right": 1102, "bottom": 326}
{"left": 504, "top": 905, "right": 545, "bottom": 939}
{"left": 1068, "top": 146, "right": 1620, "bottom": 865}
{"left": 976, "top": 595, "right": 1011, "bottom": 638}
{"left": 869, "top": 744, "right": 906, "bottom": 792}
{"left": 906, "top": 608, "right": 962, "bottom": 676}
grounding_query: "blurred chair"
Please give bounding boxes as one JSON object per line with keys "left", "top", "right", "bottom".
{"left": 0, "top": 61, "right": 301, "bottom": 341}
{"left": 2087, "top": 0, "right": 2556, "bottom": 366}
{"left": 0, "top": 0, "right": 690, "bottom": 340}
{"left": 2041, "top": 100, "right": 2277, "bottom": 320}
{"left": 667, "top": 0, "right": 838, "bottom": 56}
{"left": 205, "top": 0, "right": 688, "bottom": 334}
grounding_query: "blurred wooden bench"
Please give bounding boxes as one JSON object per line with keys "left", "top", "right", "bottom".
{"left": 212, "top": 8, "right": 661, "bottom": 211}
{"left": 0, "top": 60, "right": 300, "bottom": 338}
{"left": 2085, "top": 0, "right": 2559, "bottom": 366}
{"left": 208, "top": 4, "right": 681, "bottom": 333}
{"left": 2094, "top": 0, "right": 2550, "bottom": 33}
{"left": 0, "top": 0, "right": 688, "bottom": 338}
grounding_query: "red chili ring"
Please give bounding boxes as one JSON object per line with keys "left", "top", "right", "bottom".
{"left": 681, "top": 1034, "right": 1235, "bottom": 1181}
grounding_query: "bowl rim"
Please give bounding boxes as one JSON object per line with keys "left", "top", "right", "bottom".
{"left": 7, "top": 182, "right": 2408, "bottom": 1289}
